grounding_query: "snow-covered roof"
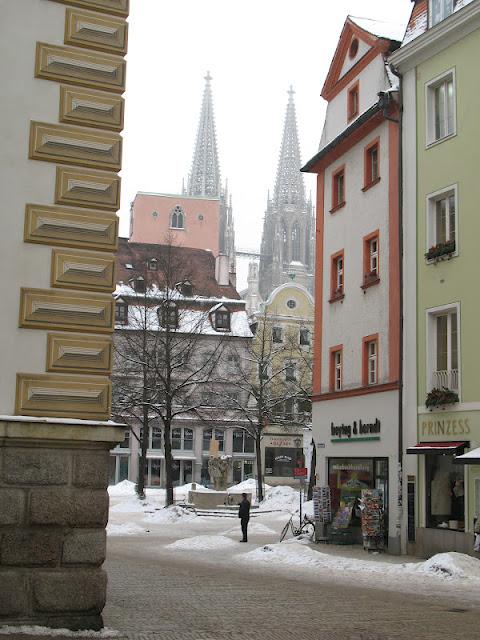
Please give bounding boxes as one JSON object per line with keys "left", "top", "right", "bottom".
{"left": 349, "top": 16, "right": 406, "bottom": 43}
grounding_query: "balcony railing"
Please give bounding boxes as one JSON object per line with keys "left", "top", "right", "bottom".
{"left": 432, "top": 369, "right": 459, "bottom": 392}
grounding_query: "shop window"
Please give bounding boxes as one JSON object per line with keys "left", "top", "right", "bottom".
{"left": 331, "top": 166, "right": 346, "bottom": 212}
{"left": 148, "top": 458, "right": 162, "bottom": 487}
{"left": 299, "top": 328, "right": 310, "bottom": 346}
{"left": 328, "top": 458, "right": 388, "bottom": 519}
{"left": 272, "top": 327, "right": 283, "bottom": 343}
{"left": 347, "top": 82, "right": 359, "bottom": 121}
{"left": 233, "top": 460, "right": 254, "bottom": 484}
{"left": 109, "top": 454, "right": 130, "bottom": 485}
{"left": 265, "top": 447, "right": 304, "bottom": 477}
{"left": 203, "top": 428, "right": 224, "bottom": 452}
{"left": 330, "top": 251, "right": 345, "bottom": 301}
{"left": 171, "top": 205, "right": 185, "bottom": 229}
{"left": 426, "top": 69, "right": 455, "bottom": 145}
{"left": 363, "top": 335, "right": 379, "bottom": 386}
{"left": 363, "top": 139, "right": 380, "bottom": 190}
{"left": 426, "top": 186, "right": 457, "bottom": 261}
{"left": 233, "top": 429, "right": 255, "bottom": 454}
{"left": 426, "top": 453, "right": 464, "bottom": 529}
{"left": 427, "top": 306, "right": 459, "bottom": 393}
{"left": 115, "top": 301, "right": 128, "bottom": 324}
{"left": 329, "top": 346, "right": 343, "bottom": 392}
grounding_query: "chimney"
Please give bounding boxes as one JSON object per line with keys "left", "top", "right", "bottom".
{"left": 215, "top": 253, "right": 229, "bottom": 286}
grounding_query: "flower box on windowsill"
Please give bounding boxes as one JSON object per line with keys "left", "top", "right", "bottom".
{"left": 361, "top": 272, "right": 380, "bottom": 290}
{"left": 329, "top": 288, "right": 345, "bottom": 304}
{"left": 425, "top": 387, "right": 459, "bottom": 410}
{"left": 425, "top": 240, "right": 456, "bottom": 263}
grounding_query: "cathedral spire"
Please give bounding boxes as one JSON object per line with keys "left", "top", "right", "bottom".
{"left": 273, "top": 86, "right": 306, "bottom": 207}
{"left": 187, "top": 71, "right": 221, "bottom": 198}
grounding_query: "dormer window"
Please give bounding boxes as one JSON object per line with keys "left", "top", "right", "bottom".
{"left": 133, "top": 277, "right": 145, "bottom": 293}
{"left": 148, "top": 258, "right": 158, "bottom": 271}
{"left": 431, "top": 0, "right": 455, "bottom": 26}
{"left": 215, "top": 310, "right": 230, "bottom": 330}
{"left": 171, "top": 205, "right": 185, "bottom": 229}
{"left": 159, "top": 301, "right": 178, "bottom": 329}
{"left": 115, "top": 301, "right": 128, "bottom": 324}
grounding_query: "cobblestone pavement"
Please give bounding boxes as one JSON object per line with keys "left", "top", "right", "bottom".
{"left": 102, "top": 537, "right": 480, "bottom": 640}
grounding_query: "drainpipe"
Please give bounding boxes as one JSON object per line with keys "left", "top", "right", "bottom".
{"left": 389, "top": 62, "right": 405, "bottom": 554}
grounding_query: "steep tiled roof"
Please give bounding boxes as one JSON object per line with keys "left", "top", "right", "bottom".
{"left": 116, "top": 238, "right": 240, "bottom": 301}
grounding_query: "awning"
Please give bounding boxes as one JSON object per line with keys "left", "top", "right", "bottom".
{"left": 454, "top": 447, "right": 480, "bottom": 465}
{"left": 407, "top": 441, "right": 468, "bottom": 455}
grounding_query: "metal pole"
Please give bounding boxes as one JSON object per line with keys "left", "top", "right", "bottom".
{"left": 299, "top": 480, "right": 303, "bottom": 523}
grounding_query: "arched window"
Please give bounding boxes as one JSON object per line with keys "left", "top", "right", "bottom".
{"left": 171, "top": 205, "right": 185, "bottom": 229}
{"left": 291, "top": 224, "right": 301, "bottom": 262}
{"left": 282, "top": 222, "right": 288, "bottom": 261}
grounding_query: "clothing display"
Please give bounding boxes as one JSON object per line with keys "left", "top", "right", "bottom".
{"left": 430, "top": 469, "right": 451, "bottom": 516}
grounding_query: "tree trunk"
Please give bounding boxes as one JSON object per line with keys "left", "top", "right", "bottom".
{"left": 307, "top": 438, "right": 316, "bottom": 501}
{"left": 255, "top": 431, "right": 264, "bottom": 503}
{"left": 164, "top": 421, "right": 174, "bottom": 506}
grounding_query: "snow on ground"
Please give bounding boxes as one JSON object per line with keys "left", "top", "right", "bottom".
{"left": 222, "top": 522, "right": 277, "bottom": 536}
{"left": 166, "top": 535, "right": 237, "bottom": 551}
{"left": 107, "top": 479, "right": 136, "bottom": 497}
{"left": 143, "top": 505, "right": 198, "bottom": 524}
{"left": 0, "top": 627, "right": 119, "bottom": 637}
{"left": 107, "top": 522, "right": 147, "bottom": 536}
{"left": 260, "top": 485, "right": 299, "bottom": 512}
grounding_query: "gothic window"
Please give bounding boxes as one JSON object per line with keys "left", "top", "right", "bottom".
{"left": 291, "top": 224, "right": 301, "bottom": 262}
{"left": 282, "top": 223, "right": 288, "bottom": 261}
{"left": 171, "top": 205, "right": 185, "bottom": 229}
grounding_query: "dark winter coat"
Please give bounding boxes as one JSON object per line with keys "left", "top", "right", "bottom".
{"left": 238, "top": 498, "right": 251, "bottom": 520}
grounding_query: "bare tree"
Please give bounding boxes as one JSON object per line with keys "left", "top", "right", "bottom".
{"left": 226, "top": 311, "right": 312, "bottom": 502}
{"left": 113, "top": 237, "right": 226, "bottom": 505}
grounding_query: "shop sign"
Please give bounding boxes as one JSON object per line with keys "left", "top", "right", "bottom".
{"left": 275, "top": 455, "right": 292, "bottom": 463}
{"left": 419, "top": 414, "right": 471, "bottom": 440}
{"left": 266, "top": 436, "right": 297, "bottom": 448}
{"left": 330, "top": 419, "right": 381, "bottom": 442}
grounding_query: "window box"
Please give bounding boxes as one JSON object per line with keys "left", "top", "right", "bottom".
{"left": 361, "top": 271, "right": 380, "bottom": 290}
{"left": 425, "top": 240, "right": 456, "bottom": 262}
{"left": 426, "top": 386, "right": 459, "bottom": 409}
{"left": 329, "top": 287, "right": 344, "bottom": 303}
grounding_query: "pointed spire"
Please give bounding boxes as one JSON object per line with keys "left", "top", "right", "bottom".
{"left": 187, "top": 71, "right": 221, "bottom": 198}
{"left": 273, "top": 86, "right": 306, "bottom": 207}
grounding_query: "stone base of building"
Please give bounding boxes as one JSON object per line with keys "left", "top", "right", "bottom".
{"left": 414, "top": 527, "right": 479, "bottom": 559}
{"left": 0, "top": 416, "right": 125, "bottom": 630}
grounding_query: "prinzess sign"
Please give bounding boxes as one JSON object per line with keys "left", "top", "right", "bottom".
{"left": 331, "top": 419, "right": 381, "bottom": 441}
{"left": 419, "top": 415, "right": 471, "bottom": 439}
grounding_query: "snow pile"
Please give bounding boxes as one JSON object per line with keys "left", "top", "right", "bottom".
{"left": 110, "top": 496, "right": 153, "bottom": 514}
{"left": 143, "top": 505, "right": 197, "bottom": 524}
{"left": 166, "top": 535, "right": 236, "bottom": 551}
{"left": 301, "top": 500, "right": 314, "bottom": 518}
{"left": 107, "top": 522, "right": 147, "bottom": 536}
{"left": 415, "top": 553, "right": 480, "bottom": 580}
{"left": 0, "top": 626, "right": 118, "bottom": 637}
{"left": 108, "top": 480, "right": 136, "bottom": 497}
{"left": 260, "top": 485, "right": 299, "bottom": 512}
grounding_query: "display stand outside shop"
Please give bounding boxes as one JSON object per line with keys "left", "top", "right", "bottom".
{"left": 360, "top": 488, "right": 385, "bottom": 551}
{"left": 313, "top": 486, "right": 331, "bottom": 542}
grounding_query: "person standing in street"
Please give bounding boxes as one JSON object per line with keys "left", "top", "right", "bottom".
{"left": 238, "top": 492, "right": 251, "bottom": 542}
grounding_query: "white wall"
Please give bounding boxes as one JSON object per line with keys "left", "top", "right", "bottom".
{"left": 0, "top": 1, "right": 68, "bottom": 413}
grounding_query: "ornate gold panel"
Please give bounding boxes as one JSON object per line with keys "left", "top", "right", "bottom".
{"left": 65, "top": 8, "right": 128, "bottom": 55}
{"left": 24, "top": 204, "right": 118, "bottom": 252}
{"left": 49, "top": 0, "right": 129, "bottom": 18}
{"left": 20, "top": 287, "right": 114, "bottom": 333}
{"left": 60, "top": 86, "right": 124, "bottom": 131}
{"left": 47, "top": 332, "right": 113, "bottom": 374}
{"left": 35, "top": 42, "right": 126, "bottom": 93}
{"left": 29, "top": 121, "right": 122, "bottom": 171}
{"left": 16, "top": 372, "right": 111, "bottom": 420}
{"left": 55, "top": 166, "right": 120, "bottom": 211}
{"left": 51, "top": 248, "right": 116, "bottom": 292}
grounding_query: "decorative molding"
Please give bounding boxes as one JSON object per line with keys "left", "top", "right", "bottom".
{"left": 19, "top": 287, "right": 114, "bottom": 333}
{"left": 48, "top": 0, "right": 129, "bottom": 18}
{"left": 16, "top": 372, "right": 111, "bottom": 420}
{"left": 47, "top": 332, "right": 113, "bottom": 374}
{"left": 29, "top": 121, "right": 122, "bottom": 171}
{"left": 59, "top": 86, "right": 124, "bottom": 131}
{"left": 55, "top": 166, "right": 121, "bottom": 211}
{"left": 24, "top": 203, "right": 118, "bottom": 252}
{"left": 35, "top": 42, "right": 126, "bottom": 93}
{"left": 51, "top": 248, "right": 116, "bottom": 292}
{"left": 64, "top": 8, "right": 128, "bottom": 55}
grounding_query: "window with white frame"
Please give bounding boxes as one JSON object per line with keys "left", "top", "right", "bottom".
{"left": 426, "top": 187, "right": 457, "bottom": 258}
{"left": 426, "top": 70, "right": 455, "bottom": 144}
{"left": 430, "top": 0, "right": 455, "bottom": 26}
{"left": 369, "top": 238, "right": 378, "bottom": 275}
{"left": 366, "top": 340, "right": 378, "bottom": 385}
{"left": 171, "top": 427, "right": 194, "bottom": 450}
{"left": 428, "top": 307, "right": 459, "bottom": 392}
{"left": 331, "top": 349, "right": 342, "bottom": 392}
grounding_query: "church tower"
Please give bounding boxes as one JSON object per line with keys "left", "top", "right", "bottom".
{"left": 185, "top": 72, "right": 236, "bottom": 275}
{"left": 258, "top": 88, "right": 315, "bottom": 300}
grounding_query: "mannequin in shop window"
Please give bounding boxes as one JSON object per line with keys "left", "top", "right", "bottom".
{"left": 431, "top": 468, "right": 451, "bottom": 517}
{"left": 451, "top": 478, "right": 464, "bottom": 522}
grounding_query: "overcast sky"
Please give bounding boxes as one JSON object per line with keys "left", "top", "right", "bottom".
{"left": 119, "top": 1, "right": 413, "bottom": 251}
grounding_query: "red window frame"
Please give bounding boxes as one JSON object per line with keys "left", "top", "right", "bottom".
{"left": 347, "top": 82, "right": 359, "bottom": 122}
{"left": 363, "top": 137, "right": 380, "bottom": 191}
{"left": 329, "top": 344, "right": 343, "bottom": 392}
{"left": 362, "top": 334, "right": 379, "bottom": 386}
{"left": 331, "top": 165, "right": 346, "bottom": 213}
{"left": 362, "top": 230, "right": 380, "bottom": 289}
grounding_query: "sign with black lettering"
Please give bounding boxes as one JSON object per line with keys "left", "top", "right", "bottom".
{"left": 330, "top": 419, "right": 381, "bottom": 442}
